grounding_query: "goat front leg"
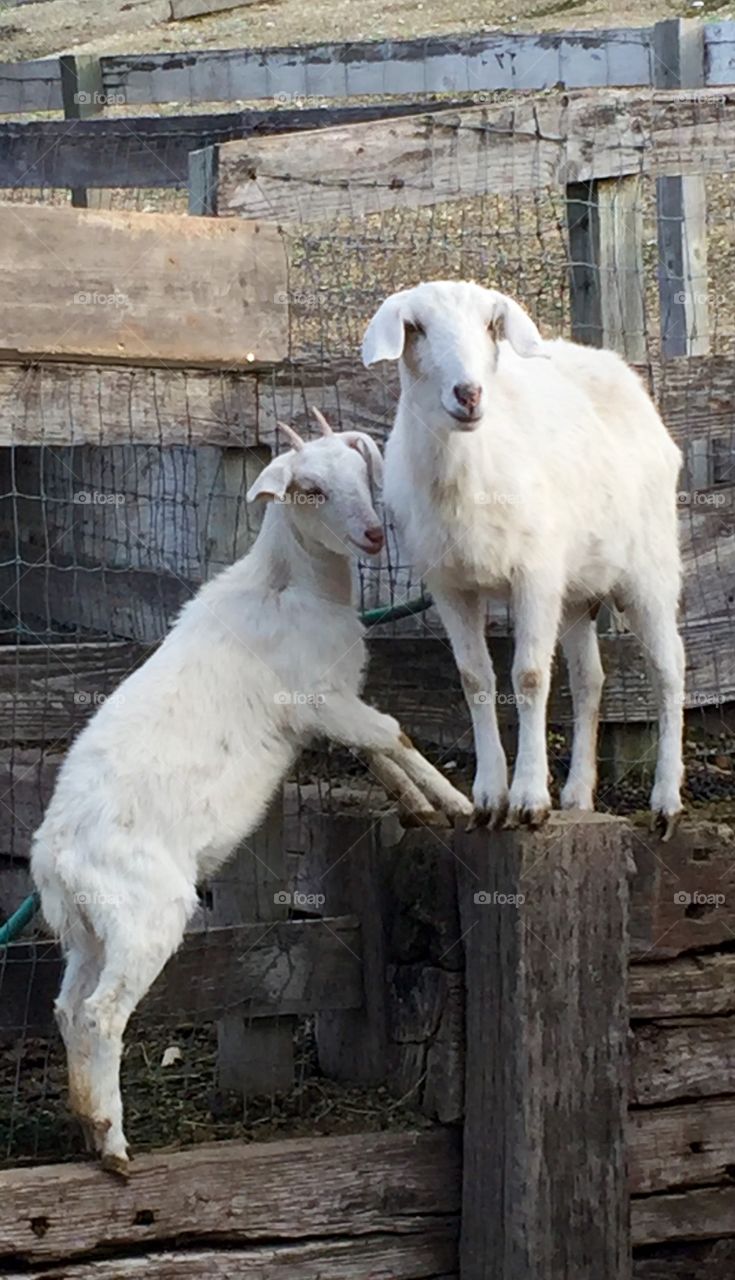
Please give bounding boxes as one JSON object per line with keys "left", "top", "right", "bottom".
{"left": 430, "top": 584, "right": 508, "bottom": 828}
{"left": 507, "top": 571, "right": 564, "bottom": 828}
{"left": 315, "top": 694, "right": 472, "bottom": 822}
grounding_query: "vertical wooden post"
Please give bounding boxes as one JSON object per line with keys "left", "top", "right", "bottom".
{"left": 210, "top": 793, "right": 294, "bottom": 1095}
{"left": 653, "top": 19, "right": 709, "bottom": 357}
{"left": 59, "top": 56, "right": 104, "bottom": 209}
{"left": 309, "top": 812, "right": 391, "bottom": 1084}
{"left": 456, "top": 814, "right": 632, "bottom": 1280}
{"left": 189, "top": 146, "right": 219, "bottom": 217}
{"left": 567, "top": 175, "right": 645, "bottom": 361}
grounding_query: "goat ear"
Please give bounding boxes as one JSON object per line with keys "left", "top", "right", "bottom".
{"left": 344, "top": 432, "right": 384, "bottom": 487}
{"left": 246, "top": 454, "right": 293, "bottom": 503}
{"left": 362, "top": 294, "right": 407, "bottom": 366}
{"left": 493, "top": 293, "right": 547, "bottom": 359}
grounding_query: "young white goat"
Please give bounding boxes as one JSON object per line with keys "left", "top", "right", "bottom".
{"left": 31, "top": 412, "right": 471, "bottom": 1176}
{"left": 363, "top": 280, "right": 684, "bottom": 836}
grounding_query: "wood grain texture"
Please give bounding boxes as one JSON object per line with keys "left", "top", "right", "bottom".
{"left": 631, "top": 1015, "right": 735, "bottom": 1104}
{"left": 629, "top": 820, "right": 735, "bottom": 959}
{"left": 0, "top": 916, "right": 362, "bottom": 1037}
{"left": 2, "top": 1230, "right": 458, "bottom": 1278}
{"left": 633, "top": 1237, "right": 735, "bottom": 1278}
{"left": 0, "top": 1129, "right": 461, "bottom": 1264}
{"left": 217, "top": 90, "right": 735, "bottom": 222}
{"left": 629, "top": 1097, "right": 735, "bottom": 1193}
{"left": 457, "top": 813, "right": 632, "bottom": 1280}
{"left": 0, "top": 204, "right": 287, "bottom": 368}
{"left": 632, "top": 1185, "right": 735, "bottom": 1246}
{"left": 629, "top": 951, "right": 735, "bottom": 1017}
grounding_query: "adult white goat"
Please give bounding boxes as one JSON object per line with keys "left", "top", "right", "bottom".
{"left": 363, "top": 280, "right": 684, "bottom": 837}
{"left": 31, "top": 412, "right": 471, "bottom": 1176}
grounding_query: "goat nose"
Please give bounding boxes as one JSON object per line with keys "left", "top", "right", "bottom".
{"left": 364, "top": 526, "right": 384, "bottom": 550}
{"left": 453, "top": 382, "right": 482, "bottom": 410}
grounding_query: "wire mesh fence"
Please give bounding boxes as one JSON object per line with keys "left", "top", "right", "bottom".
{"left": 1, "top": 85, "right": 734, "bottom": 1171}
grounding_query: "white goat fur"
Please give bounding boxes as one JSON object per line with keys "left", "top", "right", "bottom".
{"left": 363, "top": 280, "right": 684, "bottom": 831}
{"left": 31, "top": 422, "right": 471, "bottom": 1174}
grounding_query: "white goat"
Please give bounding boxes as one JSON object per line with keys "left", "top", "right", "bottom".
{"left": 362, "top": 281, "right": 684, "bottom": 836}
{"left": 31, "top": 413, "right": 471, "bottom": 1176}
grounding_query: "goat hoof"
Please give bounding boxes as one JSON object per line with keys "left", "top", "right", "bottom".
{"left": 466, "top": 800, "right": 508, "bottom": 832}
{"left": 505, "top": 805, "right": 550, "bottom": 831}
{"left": 101, "top": 1152, "right": 131, "bottom": 1179}
{"left": 651, "top": 809, "right": 682, "bottom": 843}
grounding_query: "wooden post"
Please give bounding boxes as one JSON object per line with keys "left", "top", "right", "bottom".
{"left": 456, "top": 813, "right": 632, "bottom": 1280}
{"left": 309, "top": 812, "right": 391, "bottom": 1084}
{"left": 189, "top": 146, "right": 219, "bottom": 217}
{"left": 567, "top": 175, "right": 645, "bottom": 362}
{"left": 210, "top": 793, "right": 294, "bottom": 1096}
{"left": 653, "top": 20, "right": 709, "bottom": 357}
{"left": 59, "top": 56, "right": 104, "bottom": 209}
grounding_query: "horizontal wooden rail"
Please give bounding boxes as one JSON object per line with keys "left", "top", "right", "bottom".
{"left": 2, "top": 22, "right": 735, "bottom": 119}
{"left": 0, "top": 1130, "right": 460, "bottom": 1268}
{"left": 0, "top": 101, "right": 472, "bottom": 190}
{"left": 216, "top": 88, "right": 735, "bottom": 221}
{"left": 0, "top": 916, "right": 363, "bottom": 1036}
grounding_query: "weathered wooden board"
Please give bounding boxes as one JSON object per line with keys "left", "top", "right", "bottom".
{"left": 100, "top": 29, "right": 654, "bottom": 109}
{"left": 0, "top": 749, "right": 59, "bottom": 861}
{"left": 631, "top": 1016, "right": 735, "bottom": 1104}
{"left": 629, "top": 951, "right": 735, "bottom": 1017}
{"left": 0, "top": 916, "right": 362, "bottom": 1036}
{"left": 0, "top": 352, "right": 732, "bottom": 451}
{"left": 0, "top": 205, "right": 287, "bottom": 368}
{"left": 0, "top": 58, "right": 62, "bottom": 115}
{"left": 633, "top": 1238, "right": 735, "bottom": 1279}
{"left": 632, "top": 1185, "right": 735, "bottom": 1246}
{"left": 0, "top": 1130, "right": 460, "bottom": 1264}
{"left": 0, "top": 103, "right": 470, "bottom": 191}
{"left": 629, "top": 1097, "right": 735, "bottom": 1194}
{"left": 704, "top": 21, "right": 735, "bottom": 86}
{"left": 457, "top": 814, "right": 631, "bottom": 1280}
{"left": 217, "top": 90, "right": 735, "bottom": 222}
{"left": 2, "top": 1231, "right": 458, "bottom": 1278}
{"left": 629, "top": 821, "right": 735, "bottom": 960}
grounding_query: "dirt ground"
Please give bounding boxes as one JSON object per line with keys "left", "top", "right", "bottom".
{"left": 0, "top": 0, "right": 702, "bottom": 67}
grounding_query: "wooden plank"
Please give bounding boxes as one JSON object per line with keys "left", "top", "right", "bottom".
{"left": 705, "top": 21, "right": 735, "bottom": 86}
{"left": 654, "top": 22, "right": 710, "bottom": 357}
{"left": 632, "top": 1185, "right": 735, "bottom": 1246}
{"left": 0, "top": 1129, "right": 461, "bottom": 1264}
{"left": 59, "top": 55, "right": 104, "bottom": 210}
{"left": 629, "top": 821, "right": 735, "bottom": 960}
{"left": 217, "top": 90, "right": 735, "bottom": 223}
{"left": 0, "top": 204, "right": 287, "bottom": 368}
{"left": 0, "top": 749, "right": 59, "bottom": 861}
{"left": 0, "top": 916, "right": 362, "bottom": 1037}
{"left": 629, "top": 1097, "right": 735, "bottom": 1194}
{"left": 99, "top": 29, "right": 653, "bottom": 109}
{"left": 456, "top": 814, "right": 632, "bottom": 1280}
{"left": 567, "top": 175, "right": 646, "bottom": 361}
{"left": 311, "top": 814, "right": 390, "bottom": 1084}
{"left": 633, "top": 1238, "right": 735, "bottom": 1279}
{"left": 0, "top": 102, "right": 474, "bottom": 191}
{"left": 631, "top": 1016, "right": 735, "bottom": 1105}
{"left": 210, "top": 794, "right": 295, "bottom": 1096}
{"left": 0, "top": 59, "right": 61, "bottom": 115}
{"left": 188, "top": 145, "right": 218, "bottom": 216}
{"left": 630, "top": 951, "right": 735, "bottom": 1018}
{"left": 2, "top": 1229, "right": 458, "bottom": 1278}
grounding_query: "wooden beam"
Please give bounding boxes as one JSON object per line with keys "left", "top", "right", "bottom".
{"left": 216, "top": 90, "right": 735, "bottom": 223}
{"left": 2, "top": 1229, "right": 458, "bottom": 1279}
{"left": 629, "top": 951, "right": 735, "bottom": 1018}
{"left": 98, "top": 29, "right": 655, "bottom": 110}
{"left": 705, "top": 20, "right": 735, "bottom": 87}
{"left": 654, "top": 21, "right": 710, "bottom": 357}
{"left": 0, "top": 916, "right": 362, "bottom": 1037}
{"left": 456, "top": 814, "right": 632, "bottom": 1280}
{"left": 0, "top": 204, "right": 287, "bottom": 369}
{"left": 0, "top": 1129, "right": 460, "bottom": 1265}
{"left": 59, "top": 55, "right": 104, "bottom": 209}
{"left": 631, "top": 1016, "right": 735, "bottom": 1105}
{"left": 632, "top": 1185, "right": 735, "bottom": 1247}
{"left": 629, "top": 1097, "right": 735, "bottom": 1194}
{"left": 0, "top": 58, "right": 62, "bottom": 115}
{"left": 633, "top": 1238, "right": 735, "bottom": 1279}
{"left": 629, "top": 821, "right": 735, "bottom": 960}
{"left": 567, "top": 175, "right": 646, "bottom": 361}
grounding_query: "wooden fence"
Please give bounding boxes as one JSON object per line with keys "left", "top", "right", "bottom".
{"left": 1, "top": 812, "right": 734, "bottom": 1276}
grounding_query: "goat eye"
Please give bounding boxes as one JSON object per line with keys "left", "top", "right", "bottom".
{"left": 405, "top": 321, "right": 425, "bottom": 338}
{"left": 303, "top": 485, "right": 325, "bottom": 499}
